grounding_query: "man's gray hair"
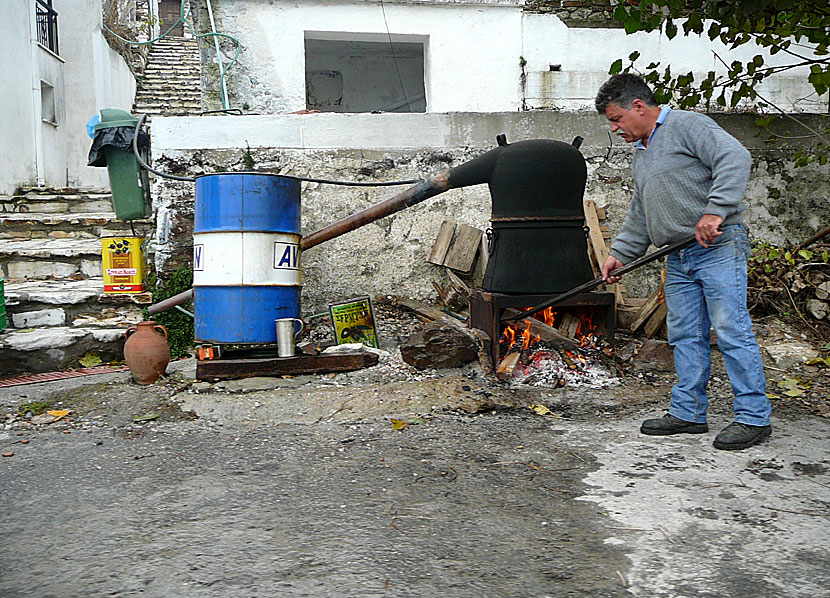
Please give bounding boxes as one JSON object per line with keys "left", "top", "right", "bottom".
{"left": 595, "top": 73, "right": 658, "bottom": 114}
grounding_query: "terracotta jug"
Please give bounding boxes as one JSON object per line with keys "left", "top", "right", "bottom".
{"left": 124, "top": 321, "right": 170, "bottom": 385}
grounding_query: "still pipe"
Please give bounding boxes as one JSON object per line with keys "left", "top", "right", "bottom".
{"left": 148, "top": 172, "right": 452, "bottom": 315}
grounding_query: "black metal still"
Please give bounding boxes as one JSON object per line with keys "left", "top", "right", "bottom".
{"left": 447, "top": 139, "right": 595, "bottom": 294}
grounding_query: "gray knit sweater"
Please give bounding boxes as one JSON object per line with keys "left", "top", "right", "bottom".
{"left": 609, "top": 109, "right": 751, "bottom": 263}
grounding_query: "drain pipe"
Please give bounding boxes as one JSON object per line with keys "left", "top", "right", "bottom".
{"left": 28, "top": 3, "right": 45, "bottom": 186}
{"left": 205, "top": 0, "right": 230, "bottom": 111}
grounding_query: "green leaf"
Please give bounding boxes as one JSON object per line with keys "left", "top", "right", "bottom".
{"left": 79, "top": 352, "right": 102, "bottom": 368}
{"left": 798, "top": 250, "right": 813, "bottom": 260}
{"left": 629, "top": 50, "right": 640, "bottom": 62}
{"left": 609, "top": 59, "right": 623, "bottom": 75}
{"left": 132, "top": 412, "right": 160, "bottom": 422}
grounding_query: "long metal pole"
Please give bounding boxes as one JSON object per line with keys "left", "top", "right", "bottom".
{"left": 502, "top": 236, "right": 697, "bottom": 324}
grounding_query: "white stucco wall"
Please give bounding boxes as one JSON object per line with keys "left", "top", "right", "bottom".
{"left": 521, "top": 14, "right": 824, "bottom": 112}
{"left": 60, "top": 0, "right": 137, "bottom": 189}
{"left": 205, "top": 0, "right": 825, "bottom": 115}
{"left": 0, "top": 1, "right": 39, "bottom": 194}
{"left": 209, "top": 0, "right": 524, "bottom": 113}
{"left": 0, "top": 0, "right": 135, "bottom": 194}
{"left": 37, "top": 49, "right": 68, "bottom": 187}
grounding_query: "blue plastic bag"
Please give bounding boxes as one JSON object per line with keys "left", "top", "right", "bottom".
{"left": 86, "top": 114, "right": 100, "bottom": 139}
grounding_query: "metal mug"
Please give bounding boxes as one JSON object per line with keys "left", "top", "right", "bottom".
{"left": 275, "top": 317, "right": 304, "bottom": 357}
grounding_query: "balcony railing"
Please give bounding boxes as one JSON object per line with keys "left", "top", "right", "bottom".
{"left": 35, "top": 0, "right": 59, "bottom": 55}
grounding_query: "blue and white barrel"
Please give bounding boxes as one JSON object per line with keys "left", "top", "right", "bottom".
{"left": 193, "top": 173, "right": 301, "bottom": 344}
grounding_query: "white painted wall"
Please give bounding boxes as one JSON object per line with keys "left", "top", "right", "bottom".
{"left": 521, "top": 14, "right": 825, "bottom": 112}
{"left": 0, "top": 0, "right": 135, "bottom": 194}
{"left": 213, "top": 0, "right": 524, "bottom": 113}
{"left": 60, "top": 0, "right": 136, "bottom": 189}
{"left": 0, "top": 1, "right": 39, "bottom": 194}
{"left": 210, "top": 0, "right": 825, "bottom": 115}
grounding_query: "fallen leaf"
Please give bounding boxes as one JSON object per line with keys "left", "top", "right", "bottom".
{"left": 530, "top": 404, "right": 553, "bottom": 416}
{"left": 79, "top": 352, "right": 102, "bottom": 368}
{"left": 390, "top": 418, "right": 409, "bottom": 431}
{"left": 47, "top": 410, "right": 71, "bottom": 422}
{"left": 2, "top": 451, "right": 14, "bottom": 457}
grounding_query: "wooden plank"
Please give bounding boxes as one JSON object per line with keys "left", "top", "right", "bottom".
{"left": 496, "top": 352, "right": 521, "bottom": 380}
{"left": 427, "top": 220, "right": 455, "bottom": 265}
{"left": 558, "top": 313, "right": 581, "bottom": 339}
{"left": 584, "top": 199, "right": 609, "bottom": 269}
{"left": 628, "top": 290, "right": 661, "bottom": 333}
{"left": 196, "top": 352, "right": 379, "bottom": 381}
{"left": 628, "top": 271, "right": 666, "bottom": 333}
{"left": 444, "top": 224, "right": 483, "bottom": 272}
{"left": 643, "top": 302, "right": 667, "bottom": 338}
{"left": 394, "top": 296, "right": 469, "bottom": 332}
{"left": 446, "top": 269, "right": 471, "bottom": 294}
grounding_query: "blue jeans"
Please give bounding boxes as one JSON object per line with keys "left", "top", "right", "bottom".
{"left": 664, "top": 224, "right": 771, "bottom": 426}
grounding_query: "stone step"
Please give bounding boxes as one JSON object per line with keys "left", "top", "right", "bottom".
{"left": 137, "top": 82, "right": 200, "bottom": 91}
{"left": 136, "top": 88, "right": 201, "bottom": 97}
{"left": 3, "top": 278, "right": 150, "bottom": 330}
{"left": 142, "top": 70, "right": 200, "bottom": 78}
{"left": 0, "top": 326, "right": 128, "bottom": 377}
{"left": 144, "top": 65, "right": 201, "bottom": 73}
{"left": 133, "top": 102, "right": 201, "bottom": 111}
{"left": 0, "top": 212, "right": 152, "bottom": 240}
{"left": 0, "top": 238, "right": 103, "bottom": 281}
{"left": 0, "top": 192, "right": 114, "bottom": 215}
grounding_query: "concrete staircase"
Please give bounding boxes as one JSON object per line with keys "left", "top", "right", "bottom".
{"left": 0, "top": 188, "right": 153, "bottom": 377}
{"left": 133, "top": 36, "right": 202, "bottom": 117}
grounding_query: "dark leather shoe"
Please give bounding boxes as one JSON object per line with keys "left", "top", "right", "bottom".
{"left": 713, "top": 422, "right": 772, "bottom": 450}
{"left": 640, "top": 414, "right": 709, "bottom": 436}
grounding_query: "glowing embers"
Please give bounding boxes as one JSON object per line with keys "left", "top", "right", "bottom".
{"left": 498, "top": 307, "right": 618, "bottom": 389}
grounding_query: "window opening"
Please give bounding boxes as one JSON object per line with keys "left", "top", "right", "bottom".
{"left": 305, "top": 37, "right": 426, "bottom": 113}
{"left": 41, "top": 81, "right": 57, "bottom": 125}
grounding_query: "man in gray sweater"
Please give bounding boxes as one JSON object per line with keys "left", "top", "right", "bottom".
{"left": 595, "top": 73, "right": 772, "bottom": 450}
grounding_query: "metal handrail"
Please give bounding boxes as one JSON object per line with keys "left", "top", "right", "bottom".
{"left": 35, "top": 0, "right": 59, "bottom": 55}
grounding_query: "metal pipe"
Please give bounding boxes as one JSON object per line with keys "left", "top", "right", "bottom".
{"left": 147, "top": 172, "right": 453, "bottom": 314}
{"left": 205, "top": 0, "right": 229, "bottom": 111}
{"left": 148, "top": 289, "right": 193, "bottom": 315}
{"left": 300, "top": 172, "right": 451, "bottom": 250}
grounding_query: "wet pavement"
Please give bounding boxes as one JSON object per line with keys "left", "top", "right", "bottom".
{"left": 0, "top": 354, "right": 828, "bottom": 597}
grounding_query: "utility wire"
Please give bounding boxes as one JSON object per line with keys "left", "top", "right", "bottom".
{"left": 379, "top": 0, "right": 412, "bottom": 112}
{"left": 131, "top": 114, "right": 420, "bottom": 186}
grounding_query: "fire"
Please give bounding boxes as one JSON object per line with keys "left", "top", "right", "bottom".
{"left": 499, "top": 306, "right": 599, "bottom": 356}
{"left": 496, "top": 305, "right": 616, "bottom": 389}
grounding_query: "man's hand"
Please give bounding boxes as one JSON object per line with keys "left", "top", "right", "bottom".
{"left": 601, "top": 255, "right": 624, "bottom": 284}
{"left": 696, "top": 214, "right": 724, "bottom": 247}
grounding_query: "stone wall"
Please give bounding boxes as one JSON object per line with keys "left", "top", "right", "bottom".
{"left": 523, "top": 0, "right": 620, "bottom": 28}
{"left": 150, "top": 111, "right": 829, "bottom": 314}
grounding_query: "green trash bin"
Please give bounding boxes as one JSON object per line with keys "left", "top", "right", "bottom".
{"left": 93, "top": 108, "right": 151, "bottom": 220}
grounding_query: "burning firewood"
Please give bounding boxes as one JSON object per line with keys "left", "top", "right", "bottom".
{"left": 501, "top": 308, "right": 580, "bottom": 351}
{"left": 496, "top": 352, "right": 522, "bottom": 380}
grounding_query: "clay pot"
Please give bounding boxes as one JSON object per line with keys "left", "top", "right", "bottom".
{"left": 124, "top": 321, "right": 170, "bottom": 385}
